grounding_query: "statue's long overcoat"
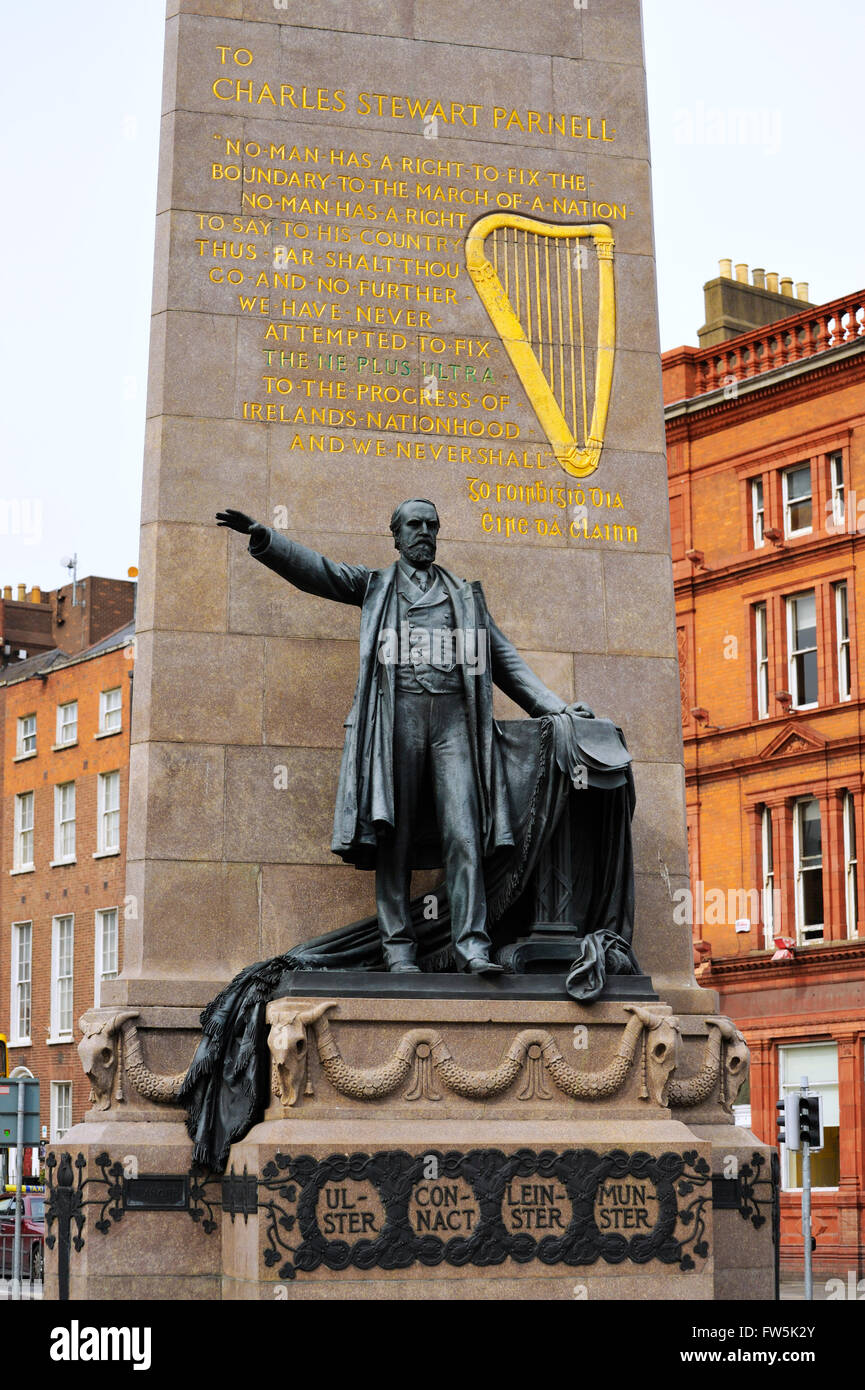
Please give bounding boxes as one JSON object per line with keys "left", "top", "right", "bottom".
{"left": 249, "top": 528, "right": 567, "bottom": 866}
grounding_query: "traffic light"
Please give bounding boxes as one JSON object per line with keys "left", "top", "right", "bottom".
{"left": 798, "top": 1094, "right": 823, "bottom": 1150}
{"left": 776, "top": 1095, "right": 800, "bottom": 1150}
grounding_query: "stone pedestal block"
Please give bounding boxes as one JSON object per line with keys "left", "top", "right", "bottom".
{"left": 46, "top": 995, "right": 776, "bottom": 1300}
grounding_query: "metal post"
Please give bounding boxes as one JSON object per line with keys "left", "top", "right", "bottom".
{"left": 11, "top": 1079, "right": 24, "bottom": 1300}
{"left": 801, "top": 1074, "right": 812, "bottom": 1302}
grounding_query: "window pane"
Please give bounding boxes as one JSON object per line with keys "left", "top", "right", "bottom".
{"left": 801, "top": 870, "right": 824, "bottom": 927}
{"left": 831, "top": 454, "right": 845, "bottom": 526}
{"left": 99, "top": 909, "right": 119, "bottom": 978}
{"left": 755, "top": 604, "right": 769, "bottom": 717}
{"left": 762, "top": 809, "right": 775, "bottom": 946}
{"left": 799, "top": 800, "right": 822, "bottom": 861}
{"left": 844, "top": 793, "right": 858, "bottom": 937}
{"left": 15, "top": 792, "right": 34, "bottom": 868}
{"left": 752, "top": 479, "right": 764, "bottom": 546}
{"left": 58, "top": 702, "right": 78, "bottom": 743}
{"left": 101, "top": 688, "right": 122, "bottom": 732}
{"left": 792, "top": 592, "right": 816, "bottom": 643}
{"left": 52, "top": 1083, "right": 72, "bottom": 1141}
{"left": 794, "top": 651, "right": 818, "bottom": 705}
{"left": 836, "top": 583, "right": 851, "bottom": 700}
{"left": 837, "top": 583, "right": 849, "bottom": 639}
{"left": 54, "top": 916, "right": 74, "bottom": 1035}
{"left": 99, "top": 773, "right": 121, "bottom": 851}
{"left": 785, "top": 464, "right": 813, "bottom": 533}
{"left": 789, "top": 592, "right": 818, "bottom": 705}
{"left": 16, "top": 923, "right": 32, "bottom": 1038}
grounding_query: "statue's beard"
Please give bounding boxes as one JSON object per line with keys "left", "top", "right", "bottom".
{"left": 401, "top": 541, "right": 436, "bottom": 567}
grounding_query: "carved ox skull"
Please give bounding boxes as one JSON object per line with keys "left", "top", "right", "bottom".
{"left": 713, "top": 1018, "right": 751, "bottom": 1112}
{"left": 267, "top": 1001, "right": 335, "bottom": 1112}
{"left": 77, "top": 1010, "right": 139, "bottom": 1111}
{"left": 644, "top": 1014, "right": 681, "bottom": 1106}
{"left": 626, "top": 1007, "right": 681, "bottom": 1107}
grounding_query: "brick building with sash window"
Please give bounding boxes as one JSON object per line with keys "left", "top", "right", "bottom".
{"left": 664, "top": 264, "right": 865, "bottom": 1277}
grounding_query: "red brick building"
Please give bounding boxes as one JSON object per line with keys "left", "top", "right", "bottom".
{"left": 664, "top": 268, "right": 865, "bottom": 1277}
{"left": 0, "top": 605, "right": 134, "bottom": 1174}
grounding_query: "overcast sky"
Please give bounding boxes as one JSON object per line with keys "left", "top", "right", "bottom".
{"left": 2, "top": 0, "right": 863, "bottom": 589}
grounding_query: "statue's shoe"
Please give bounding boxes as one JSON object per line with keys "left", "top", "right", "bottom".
{"left": 389, "top": 961, "right": 421, "bottom": 973}
{"left": 465, "top": 956, "right": 504, "bottom": 975}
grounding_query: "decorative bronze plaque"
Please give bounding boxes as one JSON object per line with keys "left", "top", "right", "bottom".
{"left": 253, "top": 1148, "right": 712, "bottom": 1280}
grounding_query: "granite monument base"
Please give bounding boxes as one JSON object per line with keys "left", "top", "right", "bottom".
{"left": 46, "top": 993, "right": 776, "bottom": 1301}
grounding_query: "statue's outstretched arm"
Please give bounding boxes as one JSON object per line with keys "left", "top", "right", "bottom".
{"left": 216, "top": 509, "right": 370, "bottom": 606}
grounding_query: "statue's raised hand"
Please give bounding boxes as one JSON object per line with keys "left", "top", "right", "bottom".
{"left": 216, "top": 508, "right": 258, "bottom": 534}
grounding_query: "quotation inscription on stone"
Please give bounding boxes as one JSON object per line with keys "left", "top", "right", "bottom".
{"left": 179, "top": 40, "right": 643, "bottom": 546}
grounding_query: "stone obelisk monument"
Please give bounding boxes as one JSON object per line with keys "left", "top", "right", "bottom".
{"left": 47, "top": 0, "right": 776, "bottom": 1301}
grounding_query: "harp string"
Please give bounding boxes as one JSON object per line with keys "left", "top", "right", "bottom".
{"left": 565, "top": 244, "right": 578, "bottom": 446}
{"left": 575, "top": 241, "right": 588, "bottom": 443}
{"left": 523, "top": 230, "right": 531, "bottom": 352}
{"left": 544, "top": 236, "right": 554, "bottom": 400}
{"left": 561, "top": 241, "right": 570, "bottom": 447}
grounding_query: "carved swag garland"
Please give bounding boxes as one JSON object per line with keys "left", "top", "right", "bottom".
{"left": 78, "top": 1003, "right": 750, "bottom": 1173}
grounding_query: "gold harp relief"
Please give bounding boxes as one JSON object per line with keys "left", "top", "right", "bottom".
{"left": 465, "top": 214, "right": 616, "bottom": 479}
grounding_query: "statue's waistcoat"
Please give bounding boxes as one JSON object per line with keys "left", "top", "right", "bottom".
{"left": 394, "top": 574, "right": 463, "bottom": 694}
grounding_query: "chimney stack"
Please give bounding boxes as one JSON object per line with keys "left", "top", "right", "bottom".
{"left": 699, "top": 261, "right": 814, "bottom": 347}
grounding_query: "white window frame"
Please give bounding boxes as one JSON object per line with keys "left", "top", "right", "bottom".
{"left": 761, "top": 808, "right": 775, "bottom": 949}
{"left": 50, "top": 914, "right": 75, "bottom": 1041}
{"left": 56, "top": 701, "right": 78, "bottom": 747}
{"left": 830, "top": 452, "right": 845, "bottom": 530}
{"left": 16, "top": 713, "right": 36, "bottom": 757}
{"left": 10, "top": 921, "right": 32, "bottom": 1045}
{"left": 754, "top": 603, "right": 769, "bottom": 719}
{"left": 96, "top": 771, "right": 121, "bottom": 855}
{"left": 783, "top": 462, "right": 813, "bottom": 538}
{"left": 99, "top": 687, "right": 122, "bottom": 735}
{"left": 53, "top": 781, "right": 76, "bottom": 864}
{"left": 843, "top": 791, "right": 858, "bottom": 940}
{"left": 13, "top": 791, "right": 35, "bottom": 871}
{"left": 94, "top": 907, "right": 120, "bottom": 1003}
{"left": 793, "top": 797, "right": 824, "bottom": 944}
{"left": 786, "top": 590, "right": 819, "bottom": 710}
{"left": 835, "top": 581, "right": 851, "bottom": 702}
{"left": 50, "top": 1081, "right": 73, "bottom": 1144}
{"left": 751, "top": 476, "right": 765, "bottom": 548}
{"left": 779, "top": 1043, "right": 839, "bottom": 1191}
